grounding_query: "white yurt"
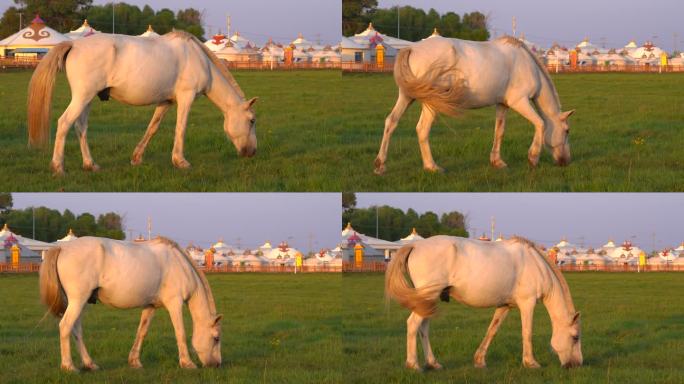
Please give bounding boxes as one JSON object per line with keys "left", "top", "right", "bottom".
{"left": 576, "top": 38, "right": 603, "bottom": 54}
{"left": 215, "top": 41, "right": 261, "bottom": 62}
{"left": 398, "top": 228, "right": 424, "bottom": 245}
{"left": 65, "top": 19, "right": 100, "bottom": 40}
{"left": 0, "top": 224, "right": 48, "bottom": 262}
{"left": 263, "top": 241, "right": 300, "bottom": 264}
{"left": 262, "top": 45, "right": 285, "bottom": 63}
{"left": 311, "top": 46, "right": 341, "bottom": 63}
{"left": 56, "top": 228, "right": 78, "bottom": 242}
{"left": 291, "top": 33, "right": 320, "bottom": 50}
{"left": 0, "top": 15, "right": 70, "bottom": 58}
{"left": 139, "top": 25, "right": 160, "bottom": 38}
{"left": 204, "top": 32, "right": 227, "bottom": 52}
{"left": 229, "top": 31, "right": 256, "bottom": 49}
{"left": 630, "top": 41, "right": 664, "bottom": 61}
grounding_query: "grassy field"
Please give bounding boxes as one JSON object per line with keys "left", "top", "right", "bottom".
{"left": 342, "top": 272, "right": 684, "bottom": 383}
{"left": 1, "top": 71, "right": 683, "bottom": 191}
{"left": 0, "top": 273, "right": 341, "bottom": 383}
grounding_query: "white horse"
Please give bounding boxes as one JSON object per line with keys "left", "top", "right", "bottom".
{"left": 375, "top": 36, "right": 575, "bottom": 175}
{"left": 39, "top": 236, "right": 222, "bottom": 371}
{"left": 28, "top": 30, "right": 258, "bottom": 174}
{"left": 385, "top": 235, "right": 582, "bottom": 370}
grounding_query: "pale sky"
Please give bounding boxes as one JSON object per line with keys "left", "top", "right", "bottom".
{"left": 11, "top": 193, "right": 340, "bottom": 252}
{"left": 356, "top": 193, "right": 684, "bottom": 251}
{"left": 0, "top": 0, "right": 341, "bottom": 45}
{"left": 379, "top": 0, "right": 684, "bottom": 51}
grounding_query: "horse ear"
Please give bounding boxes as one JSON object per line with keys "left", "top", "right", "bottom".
{"left": 244, "top": 97, "right": 258, "bottom": 110}
{"left": 213, "top": 314, "right": 223, "bottom": 326}
{"left": 572, "top": 312, "right": 581, "bottom": 324}
{"left": 561, "top": 110, "right": 575, "bottom": 121}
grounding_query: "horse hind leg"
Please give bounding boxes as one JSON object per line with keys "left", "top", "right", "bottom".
{"left": 474, "top": 306, "right": 510, "bottom": 368}
{"left": 374, "top": 91, "right": 413, "bottom": 175}
{"left": 51, "top": 98, "right": 91, "bottom": 175}
{"left": 416, "top": 104, "right": 443, "bottom": 173}
{"left": 419, "top": 318, "right": 442, "bottom": 370}
{"left": 131, "top": 102, "right": 171, "bottom": 166}
{"left": 72, "top": 316, "right": 99, "bottom": 370}
{"left": 128, "top": 306, "right": 156, "bottom": 368}
{"left": 73, "top": 102, "right": 99, "bottom": 172}
{"left": 405, "top": 312, "right": 424, "bottom": 371}
{"left": 58, "top": 297, "right": 89, "bottom": 371}
{"left": 490, "top": 104, "right": 509, "bottom": 169}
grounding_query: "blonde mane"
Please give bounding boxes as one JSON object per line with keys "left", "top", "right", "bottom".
{"left": 153, "top": 236, "right": 217, "bottom": 314}
{"left": 497, "top": 35, "right": 560, "bottom": 106}
{"left": 164, "top": 30, "right": 246, "bottom": 100}
{"left": 510, "top": 236, "right": 575, "bottom": 313}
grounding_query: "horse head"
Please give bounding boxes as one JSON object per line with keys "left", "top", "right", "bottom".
{"left": 550, "top": 311, "right": 583, "bottom": 368}
{"left": 544, "top": 110, "right": 574, "bottom": 166}
{"left": 192, "top": 314, "right": 223, "bottom": 367}
{"left": 224, "top": 97, "right": 258, "bottom": 158}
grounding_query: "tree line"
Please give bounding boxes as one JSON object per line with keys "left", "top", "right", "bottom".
{"left": 0, "top": 193, "right": 125, "bottom": 243}
{"left": 343, "top": 0, "right": 489, "bottom": 41}
{"left": 342, "top": 193, "right": 469, "bottom": 241}
{"left": 0, "top": 0, "right": 204, "bottom": 40}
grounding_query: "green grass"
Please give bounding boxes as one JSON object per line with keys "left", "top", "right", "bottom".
{"left": 0, "top": 273, "right": 341, "bottom": 383}
{"left": 1, "top": 71, "right": 683, "bottom": 191}
{"left": 342, "top": 272, "right": 684, "bottom": 383}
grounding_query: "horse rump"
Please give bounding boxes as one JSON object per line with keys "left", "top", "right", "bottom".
{"left": 39, "top": 247, "right": 67, "bottom": 317}
{"left": 385, "top": 245, "right": 445, "bottom": 318}
{"left": 393, "top": 47, "right": 466, "bottom": 117}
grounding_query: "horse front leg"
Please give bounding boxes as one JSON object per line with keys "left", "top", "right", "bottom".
{"left": 72, "top": 316, "right": 99, "bottom": 370}
{"left": 165, "top": 299, "right": 197, "bottom": 368}
{"left": 490, "top": 104, "right": 509, "bottom": 169}
{"left": 128, "top": 306, "right": 156, "bottom": 369}
{"left": 374, "top": 91, "right": 413, "bottom": 175}
{"left": 171, "top": 95, "right": 194, "bottom": 169}
{"left": 416, "top": 104, "right": 443, "bottom": 173}
{"left": 131, "top": 102, "right": 171, "bottom": 166}
{"left": 419, "top": 318, "right": 442, "bottom": 370}
{"left": 474, "top": 306, "right": 510, "bottom": 368}
{"left": 51, "top": 98, "right": 90, "bottom": 175}
{"left": 509, "top": 98, "right": 545, "bottom": 167}
{"left": 73, "top": 102, "right": 99, "bottom": 172}
{"left": 519, "top": 300, "right": 541, "bottom": 368}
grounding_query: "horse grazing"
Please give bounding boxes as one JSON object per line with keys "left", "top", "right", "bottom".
{"left": 27, "top": 30, "right": 257, "bottom": 174}
{"left": 385, "top": 235, "right": 582, "bottom": 370}
{"left": 39, "top": 236, "right": 222, "bottom": 371}
{"left": 375, "top": 36, "right": 574, "bottom": 175}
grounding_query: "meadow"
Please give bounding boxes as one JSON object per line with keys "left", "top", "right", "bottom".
{"left": 342, "top": 272, "right": 684, "bottom": 383}
{"left": 0, "top": 273, "right": 341, "bottom": 383}
{"left": 1, "top": 70, "right": 683, "bottom": 191}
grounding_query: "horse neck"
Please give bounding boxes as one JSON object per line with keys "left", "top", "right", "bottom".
{"left": 541, "top": 262, "right": 575, "bottom": 329}
{"left": 205, "top": 65, "right": 243, "bottom": 114}
{"left": 187, "top": 274, "right": 214, "bottom": 325}
{"left": 536, "top": 73, "right": 561, "bottom": 120}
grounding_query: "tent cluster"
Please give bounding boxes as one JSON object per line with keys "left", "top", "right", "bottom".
{"left": 0, "top": 224, "right": 63, "bottom": 262}
{"left": 186, "top": 239, "right": 342, "bottom": 268}
{"left": 340, "top": 222, "right": 425, "bottom": 263}
{"left": 203, "top": 31, "right": 341, "bottom": 64}
{"left": 548, "top": 237, "right": 684, "bottom": 267}
{"left": 0, "top": 16, "right": 161, "bottom": 58}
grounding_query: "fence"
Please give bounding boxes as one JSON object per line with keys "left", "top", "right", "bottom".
{"left": 341, "top": 60, "right": 684, "bottom": 74}
{"left": 342, "top": 262, "right": 684, "bottom": 273}
{"left": 0, "top": 262, "right": 341, "bottom": 274}
{"left": 0, "top": 263, "right": 41, "bottom": 273}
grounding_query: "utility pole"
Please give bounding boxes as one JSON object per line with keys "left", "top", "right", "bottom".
{"left": 112, "top": 1, "right": 115, "bottom": 34}
{"left": 32, "top": 207, "right": 35, "bottom": 239}
{"left": 490, "top": 216, "right": 495, "bottom": 242}
{"left": 397, "top": 6, "right": 400, "bottom": 39}
{"left": 226, "top": 14, "right": 231, "bottom": 36}
{"left": 308, "top": 232, "right": 314, "bottom": 254}
{"left": 147, "top": 216, "right": 151, "bottom": 240}
{"left": 375, "top": 206, "right": 379, "bottom": 238}
{"left": 18, "top": 13, "right": 23, "bottom": 31}
{"left": 674, "top": 32, "right": 679, "bottom": 53}
{"left": 512, "top": 16, "right": 517, "bottom": 37}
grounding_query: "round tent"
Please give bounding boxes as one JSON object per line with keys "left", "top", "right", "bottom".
{"left": 0, "top": 15, "right": 70, "bottom": 58}
{"left": 139, "top": 25, "right": 160, "bottom": 38}
{"left": 65, "top": 19, "right": 100, "bottom": 40}
{"left": 56, "top": 229, "right": 78, "bottom": 242}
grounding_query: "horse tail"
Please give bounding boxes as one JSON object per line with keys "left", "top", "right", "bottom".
{"left": 39, "top": 246, "right": 67, "bottom": 318}
{"left": 385, "top": 244, "right": 444, "bottom": 318}
{"left": 27, "top": 40, "right": 73, "bottom": 148}
{"left": 393, "top": 47, "right": 465, "bottom": 117}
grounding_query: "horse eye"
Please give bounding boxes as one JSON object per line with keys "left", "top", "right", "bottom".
{"left": 250, "top": 118, "right": 256, "bottom": 125}
{"left": 213, "top": 336, "right": 220, "bottom": 343}
{"left": 572, "top": 335, "right": 579, "bottom": 342}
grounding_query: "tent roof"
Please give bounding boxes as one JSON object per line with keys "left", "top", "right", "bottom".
{"left": 0, "top": 15, "right": 70, "bottom": 47}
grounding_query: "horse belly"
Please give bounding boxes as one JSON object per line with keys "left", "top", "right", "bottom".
{"left": 109, "top": 76, "right": 177, "bottom": 106}
{"left": 449, "top": 254, "right": 518, "bottom": 307}
{"left": 96, "top": 261, "right": 163, "bottom": 308}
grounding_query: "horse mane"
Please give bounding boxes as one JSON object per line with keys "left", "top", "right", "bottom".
{"left": 163, "top": 30, "right": 246, "bottom": 100}
{"left": 509, "top": 236, "right": 575, "bottom": 313}
{"left": 497, "top": 35, "right": 561, "bottom": 106}
{"left": 153, "top": 236, "right": 217, "bottom": 315}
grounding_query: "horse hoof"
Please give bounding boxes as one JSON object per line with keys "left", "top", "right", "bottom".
{"left": 129, "top": 359, "right": 143, "bottom": 369}
{"left": 373, "top": 158, "right": 386, "bottom": 175}
{"left": 61, "top": 364, "right": 79, "bottom": 372}
{"left": 173, "top": 159, "right": 192, "bottom": 169}
{"left": 131, "top": 156, "right": 142, "bottom": 166}
{"left": 474, "top": 361, "right": 487, "bottom": 369}
{"left": 83, "top": 163, "right": 100, "bottom": 172}
{"left": 491, "top": 159, "right": 508, "bottom": 169}
{"left": 425, "top": 362, "right": 443, "bottom": 370}
{"left": 374, "top": 166, "right": 385, "bottom": 175}
{"left": 425, "top": 165, "right": 445, "bottom": 174}
{"left": 180, "top": 361, "right": 197, "bottom": 369}
{"left": 51, "top": 163, "right": 65, "bottom": 176}
{"left": 523, "top": 360, "right": 541, "bottom": 369}
{"left": 83, "top": 363, "right": 100, "bottom": 371}
{"left": 405, "top": 361, "right": 423, "bottom": 372}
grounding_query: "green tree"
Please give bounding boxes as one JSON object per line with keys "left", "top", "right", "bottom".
{"left": 342, "top": 0, "right": 378, "bottom": 36}
{"left": 0, "top": 193, "right": 12, "bottom": 214}
{"left": 342, "top": 192, "right": 357, "bottom": 212}
{"left": 0, "top": 6, "right": 21, "bottom": 39}
{"left": 10, "top": 0, "right": 92, "bottom": 33}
